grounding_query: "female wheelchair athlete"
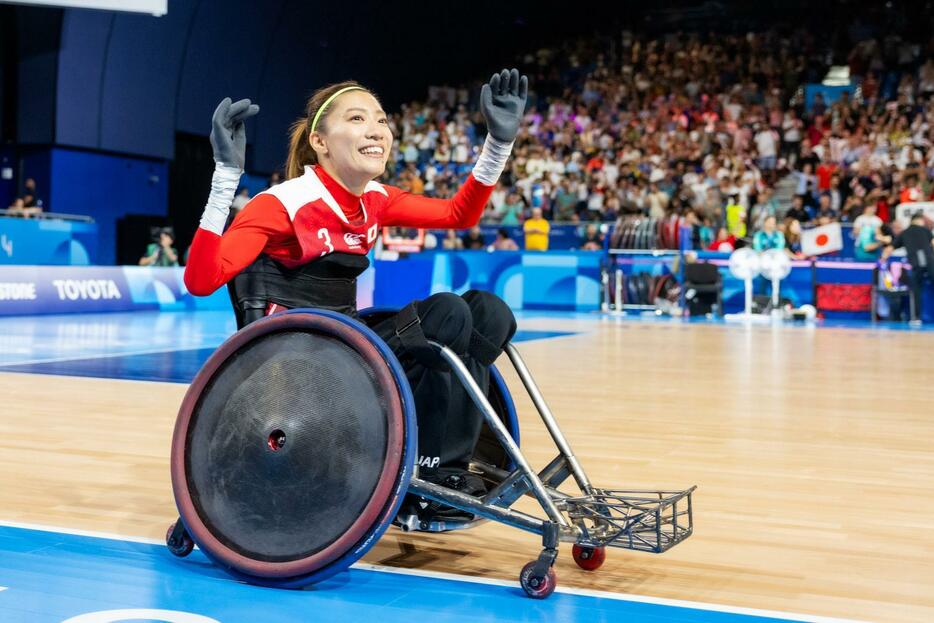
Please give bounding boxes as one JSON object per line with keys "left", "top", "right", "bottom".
{"left": 165, "top": 306, "right": 696, "bottom": 599}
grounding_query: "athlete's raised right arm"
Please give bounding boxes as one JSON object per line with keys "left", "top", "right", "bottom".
{"left": 184, "top": 97, "right": 284, "bottom": 296}
{"left": 184, "top": 193, "right": 292, "bottom": 295}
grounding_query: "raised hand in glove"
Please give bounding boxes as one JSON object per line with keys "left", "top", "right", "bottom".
{"left": 210, "top": 97, "right": 260, "bottom": 170}
{"left": 480, "top": 68, "right": 528, "bottom": 143}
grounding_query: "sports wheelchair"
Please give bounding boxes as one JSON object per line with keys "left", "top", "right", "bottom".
{"left": 166, "top": 307, "right": 695, "bottom": 598}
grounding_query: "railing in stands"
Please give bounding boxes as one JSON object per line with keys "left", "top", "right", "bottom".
{"left": 0, "top": 210, "right": 95, "bottom": 223}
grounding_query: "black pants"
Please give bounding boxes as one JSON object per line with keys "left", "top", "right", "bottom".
{"left": 373, "top": 290, "right": 516, "bottom": 472}
{"left": 906, "top": 265, "right": 934, "bottom": 321}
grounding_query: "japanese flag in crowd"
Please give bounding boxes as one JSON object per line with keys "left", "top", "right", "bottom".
{"left": 801, "top": 223, "right": 844, "bottom": 256}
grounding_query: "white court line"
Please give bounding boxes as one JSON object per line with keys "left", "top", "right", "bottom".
{"left": 0, "top": 519, "right": 871, "bottom": 623}
{"left": 354, "top": 562, "right": 870, "bottom": 623}
{"left": 0, "top": 520, "right": 165, "bottom": 546}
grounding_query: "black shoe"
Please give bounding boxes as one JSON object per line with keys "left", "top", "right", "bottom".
{"left": 415, "top": 467, "right": 487, "bottom": 523}
{"left": 430, "top": 467, "right": 487, "bottom": 495}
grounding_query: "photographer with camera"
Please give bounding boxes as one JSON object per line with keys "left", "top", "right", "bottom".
{"left": 139, "top": 227, "right": 179, "bottom": 267}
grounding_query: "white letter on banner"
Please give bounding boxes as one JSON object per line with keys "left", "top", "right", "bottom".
{"left": 52, "top": 280, "right": 65, "bottom": 299}
{"left": 61, "top": 609, "right": 220, "bottom": 623}
{"left": 107, "top": 280, "right": 122, "bottom": 299}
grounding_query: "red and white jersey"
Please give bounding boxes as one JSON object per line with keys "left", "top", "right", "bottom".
{"left": 185, "top": 164, "right": 494, "bottom": 296}
{"left": 258, "top": 166, "right": 385, "bottom": 263}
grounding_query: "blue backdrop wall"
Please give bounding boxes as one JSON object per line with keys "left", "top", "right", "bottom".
{"left": 21, "top": 0, "right": 562, "bottom": 168}
{"left": 53, "top": 1, "right": 307, "bottom": 168}
{"left": 32, "top": 0, "right": 498, "bottom": 171}
{"left": 49, "top": 148, "right": 168, "bottom": 264}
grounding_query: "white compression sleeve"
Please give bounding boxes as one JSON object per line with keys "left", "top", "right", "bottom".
{"left": 198, "top": 163, "right": 242, "bottom": 235}
{"left": 471, "top": 136, "right": 514, "bottom": 186}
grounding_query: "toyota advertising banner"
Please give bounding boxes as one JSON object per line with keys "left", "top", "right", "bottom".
{"left": 0, "top": 266, "right": 223, "bottom": 315}
{"left": 0, "top": 265, "right": 377, "bottom": 316}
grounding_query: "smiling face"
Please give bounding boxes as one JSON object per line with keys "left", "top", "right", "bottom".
{"left": 311, "top": 90, "right": 393, "bottom": 193}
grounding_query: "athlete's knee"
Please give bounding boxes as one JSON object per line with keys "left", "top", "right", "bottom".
{"left": 417, "top": 292, "right": 472, "bottom": 353}
{"left": 462, "top": 290, "right": 516, "bottom": 365}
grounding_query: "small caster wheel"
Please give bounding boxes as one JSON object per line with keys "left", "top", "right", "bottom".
{"left": 572, "top": 544, "right": 606, "bottom": 571}
{"left": 166, "top": 521, "right": 194, "bottom": 558}
{"left": 519, "top": 561, "right": 557, "bottom": 599}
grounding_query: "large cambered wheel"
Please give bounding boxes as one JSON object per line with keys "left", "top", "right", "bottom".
{"left": 170, "top": 309, "right": 416, "bottom": 588}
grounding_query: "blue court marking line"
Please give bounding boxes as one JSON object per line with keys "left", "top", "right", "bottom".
{"left": 0, "top": 521, "right": 865, "bottom": 623}
{"left": 0, "top": 310, "right": 236, "bottom": 365}
{"left": 0, "top": 347, "right": 218, "bottom": 383}
{"left": 0, "top": 330, "right": 576, "bottom": 384}
{"left": 512, "top": 329, "right": 576, "bottom": 342}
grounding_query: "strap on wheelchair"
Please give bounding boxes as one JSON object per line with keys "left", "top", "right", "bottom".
{"left": 393, "top": 301, "right": 446, "bottom": 370}
{"left": 230, "top": 266, "right": 271, "bottom": 330}
{"left": 468, "top": 329, "right": 504, "bottom": 366}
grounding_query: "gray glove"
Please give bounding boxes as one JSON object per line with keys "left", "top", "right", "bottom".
{"left": 210, "top": 97, "right": 260, "bottom": 170}
{"left": 480, "top": 68, "right": 528, "bottom": 143}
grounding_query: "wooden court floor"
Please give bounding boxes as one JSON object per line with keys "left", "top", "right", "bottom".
{"left": 1, "top": 316, "right": 932, "bottom": 622}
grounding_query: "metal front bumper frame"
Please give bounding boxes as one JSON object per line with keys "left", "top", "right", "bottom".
{"left": 396, "top": 342, "right": 696, "bottom": 554}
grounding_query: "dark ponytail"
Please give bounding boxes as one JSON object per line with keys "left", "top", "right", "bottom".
{"left": 285, "top": 117, "right": 315, "bottom": 180}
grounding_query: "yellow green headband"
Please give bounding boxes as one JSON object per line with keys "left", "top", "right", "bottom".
{"left": 310, "top": 86, "right": 364, "bottom": 134}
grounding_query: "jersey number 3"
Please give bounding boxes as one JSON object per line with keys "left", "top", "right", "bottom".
{"left": 317, "top": 228, "right": 334, "bottom": 256}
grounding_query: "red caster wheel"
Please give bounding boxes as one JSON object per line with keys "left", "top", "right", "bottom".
{"left": 572, "top": 544, "right": 606, "bottom": 571}
{"left": 166, "top": 521, "right": 194, "bottom": 558}
{"left": 519, "top": 561, "right": 557, "bottom": 599}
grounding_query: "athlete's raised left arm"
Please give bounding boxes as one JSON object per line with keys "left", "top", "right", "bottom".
{"left": 382, "top": 69, "right": 527, "bottom": 229}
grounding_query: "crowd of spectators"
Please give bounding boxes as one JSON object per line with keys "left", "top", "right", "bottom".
{"left": 379, "top": 21, "right": 934, "bottom": 260}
